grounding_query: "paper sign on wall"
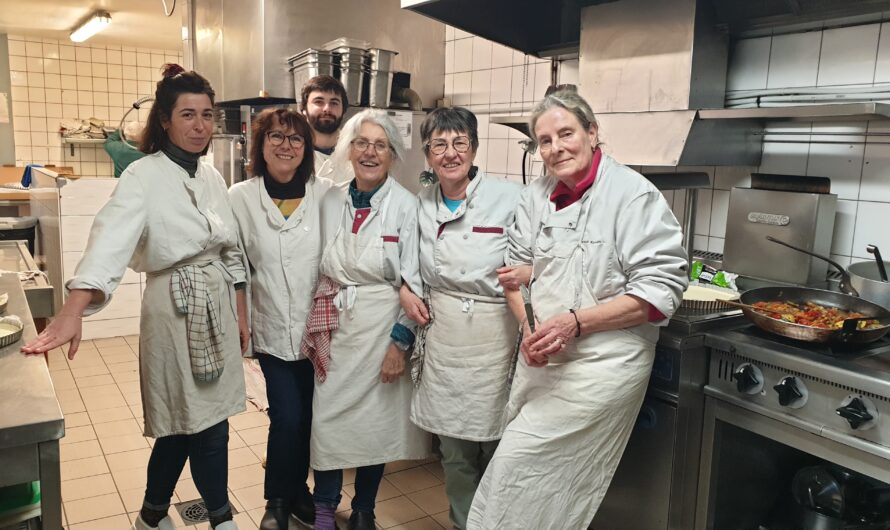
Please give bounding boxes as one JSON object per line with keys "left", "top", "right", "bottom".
{"left": 387, "top": 110, "right": 413, "bottom": 149}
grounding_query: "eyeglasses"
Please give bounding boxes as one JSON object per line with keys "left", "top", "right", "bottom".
{"left": 426, "top": 136, "right": 471, "bottom": 155}
{"left": 266, "top": 131, "right": 305, "bottom": 148}
{"left": 351, "top": 138, "right": 391, "bottom": 154}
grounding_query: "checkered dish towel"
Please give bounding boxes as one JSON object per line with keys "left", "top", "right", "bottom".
{"left": 171, "top": 264, "right": 225, "bottom": 382}
{"left": 301, "top": 275, "right": 341, "bottom": 382}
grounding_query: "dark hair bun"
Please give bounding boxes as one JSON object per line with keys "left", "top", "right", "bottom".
{"left": 161, "top": 63, "right": 186, "bottom": 79}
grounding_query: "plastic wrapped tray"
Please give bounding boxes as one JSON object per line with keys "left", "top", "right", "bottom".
{"left": 681, "top": 284, "right": 740, "bottom": 311}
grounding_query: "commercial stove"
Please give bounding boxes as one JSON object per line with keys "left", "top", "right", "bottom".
{"left": 696, "top": 324, "right": 890, "bottom": 529}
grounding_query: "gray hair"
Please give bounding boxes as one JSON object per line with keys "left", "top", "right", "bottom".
{"left": 420, "top": 107, "right": 479, "bottom": 154}
{"left": 528, "top": 89, "right": 600, "bottom": 144}
{"left": 331, "top": 109, "right": 406, "bottom": 171}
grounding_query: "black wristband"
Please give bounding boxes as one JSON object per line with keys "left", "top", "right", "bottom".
{"left": 569, "top": 308, "right": 581, "bottom": 337}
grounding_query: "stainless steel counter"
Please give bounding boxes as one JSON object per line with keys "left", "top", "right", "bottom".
{"left": 0, "top": 273, "right": 63, "bottom": 529}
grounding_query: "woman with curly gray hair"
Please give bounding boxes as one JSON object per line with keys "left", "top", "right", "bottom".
{"left": 309, "top": 109, "right": 430, "bottom": 530}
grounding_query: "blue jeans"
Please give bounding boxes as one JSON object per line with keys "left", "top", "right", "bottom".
{"left": 257, "top": 354, "right": 315, "bottom": 503}
{"left": 313, "top": 464, "right": 386, "bottom": 513}
{"left": 143, "top": 419, "right": 230, "bottom": 516}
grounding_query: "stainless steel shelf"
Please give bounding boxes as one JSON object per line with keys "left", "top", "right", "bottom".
{"left": 698, "top": 102, "right": 890, "bottom": 122}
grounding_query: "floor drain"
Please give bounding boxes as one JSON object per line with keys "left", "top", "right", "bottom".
{"left": 174, "top": 499, "right": 238, "bottom": 526}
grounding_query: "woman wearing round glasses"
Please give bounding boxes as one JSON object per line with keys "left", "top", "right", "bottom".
{"left": 400, "top": 106, "right": 523, "bottom": 530}
{"left": 228, "top": 108, "right": 333, "bottom": 530}
{"left": 310, "top": 109, "right": 429, "bottom": 530}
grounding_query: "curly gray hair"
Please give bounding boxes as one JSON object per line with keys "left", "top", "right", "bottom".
{"left": 331, "top": 109, "right": 406, "bottom": 171}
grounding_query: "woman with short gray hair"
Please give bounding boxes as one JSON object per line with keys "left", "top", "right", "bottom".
{"left": 466, "top": 89, "right": 687, "bottom": 529}
{"left": 310, "top": 109, "right": 430, "bottom": 530}
{"left": 402, "top": 106, "right": 523, "bottom": 530}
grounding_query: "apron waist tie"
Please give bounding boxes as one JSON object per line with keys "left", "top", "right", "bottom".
{"left": 335, "top": 285, "right": 358, "bottom": 317}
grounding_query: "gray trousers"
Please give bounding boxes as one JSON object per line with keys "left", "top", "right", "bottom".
{"left": 438, "top": 435, "right": 500, "bottom": 530}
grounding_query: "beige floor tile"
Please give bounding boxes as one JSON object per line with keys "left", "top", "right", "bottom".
{"left": 94, "top": 337, "right": 128, "bottom": 348}
{"left": 124, "top": 392, "right": 143, "bottom": 406}
{"left": 65, "top": 411, "right": 92, "bottom": 428}
{"left": 234, "top": 511, "right": 259, "bottom": 530}
{"left": 406, "top": 484, "right": 448, "bottom": 516}
{"left": 69, "top": 351, "right": 106, "bottom": 369}
{"left": 93, "top": 418, "right": 143, "bottom": 439}
{"left": 385, "top": 460, "right": 425, "bottom": 474}
{"left": 248, "top": 441, "right": 266, "bottom": 462}
{"left": 79, "top": 382, "right": 123, "bottom": 397}
{"left": 388, "top": 516, "right": 447, "bottom": 530}
{"left": 336, "top": 488, "right": 353, "bottom": 513}
{"left": 118, "top": 380, "right": 141, "bottom": 395}
{"left": 374, "top": 496, "right": 426, "bottom": 528}
{"left": 112, "top": 369, "right": 141, "bottom": 383}
{"left": 61, "top": 425, "right": 97, "bottom": 445}
{"left": 61, "top": 455, "right": 110, "bottom": 481}
{"left": 232, "top": 483, "right": 265, "bottom": 511}
{"left": 83, "top": 392, "right": 129, "bottom": 411}
{"left": 61, "top": 396, "right": 88, "bottom": 414}
{"left": 431, "top": 510, "right": 450, "bottom": 528}
{"left": 386, "top": 467, "right": 442, "bottom": 495}
{"left": 76, "top": 374, "right": 116, "bottom": 388}
{"left": 229, "top": 446, "right": 260, "bottom": 469}
{"left": 118, "top": 488, "right": 145, "bottom": 513}
{"left": 342, "top": 467, "right": 357, "bottom": 486}
{"left": 228, "top": 463, "right": 265, "bottom": 490}
{"left": 64, "top": 492, "right": 125, "bottom": 524}
{"left": 99, "top": 344, "right": 135, "bottom": 356}
{"left": 48, "top": 356, "right": 70, "bottom": 372}
{"left": 99, "top": 433, "right": 151, "bottom": 454}
{"left": 102, "top": 352, "right": 138, "bottom": 365}
{"left": 60, "top": 439, "right": 104, "bottom": 461}
{"left": 112, "top": 465, "right": 148, "bottom": 494}
{"left": 109, "top": 360, "right": 139, "bottom": 374}
{"left": 88, "top": 406, "right": 134, "bottom": 424}
{"left": 422, "top": 461, "right": 445, "bottom": 482}
{"left": 229, "top": 411, "right": 269, "bottom": 431}
{"left": 124, "top": 334, "right": 140, "bottom": 344}
{"left": 105, "top": 447, "right": 152, "bottom": 472}
{"left": 345, "top": 477, "right": 401, "bottom": 503}
{"left": 174, "top": 477, "right": 200, "bottom": 502}
{"left": 129, "top": 403, "right": 144, "bottom": 419}
{"left": 72, "top": 365, "right": 111, "bottom": 378}
{"left": 238, "top": 425, "right": 268, "bottom": 445}
{"left": 62, "top": 473, "right": 118, "bottom": 502}
{"left": 67, "top": 513, "right": 131, "bottom": 530}
{"left": 51, "top": 370, "right": 77, "bottom": 390}
{"left": 247, "top": 506, "right": 265, "bottom": 526}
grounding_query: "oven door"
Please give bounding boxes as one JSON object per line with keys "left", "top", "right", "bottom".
{"left": 695, "top": 394, "right": 890, "bottom": 530}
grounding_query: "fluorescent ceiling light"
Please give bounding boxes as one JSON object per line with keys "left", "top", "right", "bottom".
{"left": 70, "top": 11, "right": 111, "bottom": 43}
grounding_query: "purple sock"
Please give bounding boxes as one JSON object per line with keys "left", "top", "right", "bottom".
{"left": 314, "top": 503, "right": 337, "bottom": 530}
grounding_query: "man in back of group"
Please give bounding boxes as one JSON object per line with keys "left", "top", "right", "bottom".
{"left": 300, "top": 75, "right": 348, "bottom": 186}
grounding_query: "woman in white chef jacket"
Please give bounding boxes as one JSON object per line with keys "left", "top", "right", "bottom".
{"left": 22, "top": 65, "right": 246, "bottom": 530}
{"left": 228, "top": 108, "right": 332, "bottom": 530}
{"left": 310, "top": 109, "right": 430, "bottom": 530}
{"left": 400, "top": 107, "right": 522, "bottom": 530}
{"left": 465, "top": 88, "right": 688, "bottom": 530}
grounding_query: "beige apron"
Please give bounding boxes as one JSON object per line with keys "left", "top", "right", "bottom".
{"left": 311, "top": 189, "right": 431, "bottom": 470}
{"left": 410, "top": 288, "right": 517, "bottom": 441}
{"left": 466, "top": 185, "right": 656, "bottom": 530}
{"left": 139, "top": 251, "right": 246, "bottom": 438}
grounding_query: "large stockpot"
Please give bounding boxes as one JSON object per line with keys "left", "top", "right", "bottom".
{"left": 737, "top": 286, "right": 890, "bottom": 344}
{"left": 849, "top": 260, "right": 890, "bottom": 310}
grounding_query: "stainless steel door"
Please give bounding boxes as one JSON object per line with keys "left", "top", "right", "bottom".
{"left": 590, "top": 397, "right": 677, "bottom": 530}
{"left": 208, "top": 134, "right": 245, "bottom": 187}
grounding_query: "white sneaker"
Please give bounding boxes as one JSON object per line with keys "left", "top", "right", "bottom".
{"left": 209, "top": 520, "right": 238, "bottom": 530}
{"left": 131, "top": 514, "right": 175, "bottom": 530}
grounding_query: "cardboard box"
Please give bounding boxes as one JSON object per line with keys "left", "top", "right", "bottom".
{"left": 0, "top": 165, "right": 76, "bottom": 184}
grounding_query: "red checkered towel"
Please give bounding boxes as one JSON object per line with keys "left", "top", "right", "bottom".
{"left": 301, "top": 275, "right": 340, "bottom": 382}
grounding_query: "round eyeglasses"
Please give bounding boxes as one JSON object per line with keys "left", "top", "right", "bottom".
{"left": 266, "top": 131, "right": 305, "bottom": 148}
{"left": 426, "top": 136, "right": 471, "bottom": 155}
{"left": 351, "top": 138, "right": 391, "bottom": 154}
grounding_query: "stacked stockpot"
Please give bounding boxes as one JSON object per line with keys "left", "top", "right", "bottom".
{"left": 287, "top": 39, "right": 398, "bottom": 108}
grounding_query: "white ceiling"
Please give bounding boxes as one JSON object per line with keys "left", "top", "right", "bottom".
{"left": 0, "top": 0, "right": 182, "bottom": 50}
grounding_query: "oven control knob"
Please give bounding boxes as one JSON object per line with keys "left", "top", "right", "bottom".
{"left": 773, "top": 376, "right": 808, "bottom": 408}
{"left": 731, "top": 363, "right": 763, "bottom": 395}
{"left": 836, "top": 396, "right": 877, "bottom": 430}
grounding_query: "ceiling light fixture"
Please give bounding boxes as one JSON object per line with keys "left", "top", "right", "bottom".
{"left": 69, "top": 11, "right": 112, "bottom": 43}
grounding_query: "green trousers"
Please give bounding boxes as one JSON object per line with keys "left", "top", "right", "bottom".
{"left": 438, "top": 435, "right": 500, "bottom": 530}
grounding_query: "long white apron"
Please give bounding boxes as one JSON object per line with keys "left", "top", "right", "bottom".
{"left": 466, "top": 192, "right": 655, "bottom": 530}
{"left": 139, "top": 251, "right": 246, "bottom": 438}
{"left": 411, "top": 289, "right": 517, "bottom": 441}
{"left": 311, "top": 193, "right": 430, "bottom": 470}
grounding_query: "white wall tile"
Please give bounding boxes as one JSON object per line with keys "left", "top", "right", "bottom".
{"left": 444, "top": 41, "right": 454, "bottom": 74}
{"left": 8, "top": 39, "right": 26, "bottom": 56}
{"left": 817, "top": 24, "right": 881, "bottom": 86}
{"left": 694, "top": 188, "right": 713, "bottom": 236}
{"left": 486, "top": 138, "right": 508, "bottom": 175}
{"left": 491, "top": 43, "right": 513, "bottom": 69}
{"left": 453, "top": 38, "right": 472, "bottom": 72}
{"left": 851, "top": 201, "right": 890, "bottom": 259}
{"left": 470, "top": 70, "right": 491, "bottom": 106}
{"left": 805, "top": 124, "right": 865, "bottom": 200}
{"left": 727, "top": 37, "right": 771, "bottom": 91}
{"left": 709, "top": 190, "right": 730, "bottom": 238}
{"left": 558, "top": 59, "right": 579, "bottom": 86}
{"left": 452, "top": 72, "right": 471, "bottom": 106}
{"left": 472, "top": 38, "right": 492, "bottom": 70}
{"left": 767, "top": 32, "right": 822, "bottom": 88}
{"left": 830, "top": 199, "right": 858, "bottom": 256}
{"left": 760, "top": 122, "right": 812, "bottom": 174}
{"left": 490, "top": 67, "right": 511, "bottom": 104}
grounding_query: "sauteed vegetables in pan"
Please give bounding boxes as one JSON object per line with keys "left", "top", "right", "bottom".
{"left": 751, "top": 301, "right": 881, "bottom": 330}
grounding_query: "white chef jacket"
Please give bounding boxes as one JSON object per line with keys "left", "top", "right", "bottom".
{"left": 417, "top": 172, "right": 521, "bottom": 297}
{"left": 507, "top": 152, "right": 687, "bottom": 339}
{"left": 68, "top": 152, "right": 246, "bottom": 312}
{"left": 314, "top": 149, "right": 351, "bottom": 189}
{"left": 319, "top": 175, "right": 422, "bottom": 332}
{"left": 228, "top": 175, "right": 334, "bottom": 360}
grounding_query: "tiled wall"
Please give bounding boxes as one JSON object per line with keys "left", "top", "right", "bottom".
{"left": 446, "top": 22, "right": 890, "bottom": 268}
{"left": 6, "top": 34, "right": 182, "bottom": 178}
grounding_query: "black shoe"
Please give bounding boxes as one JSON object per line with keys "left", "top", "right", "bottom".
{"left": 259, "top": 499, "right": 290, "bottom": 530}
{"left": 347, "top": 511, "right": 375, "bottom": 530}
{"left": 291, "top": 492, "right": 315, "bottom": 528}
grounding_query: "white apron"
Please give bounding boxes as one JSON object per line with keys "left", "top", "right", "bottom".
{"left": 411, "top": 288, "right": 517, "bottom": 441}
{"left": 310, "top": 190, "right": 431, "bottom": 470}
{"left": 139, "top": 250, "right": 246, "bottom": 438}
{"left": 466, "top": 188, "right": 655, "bottom": 530}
